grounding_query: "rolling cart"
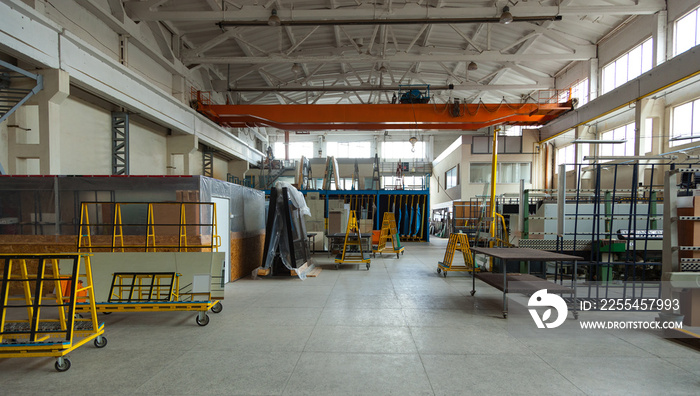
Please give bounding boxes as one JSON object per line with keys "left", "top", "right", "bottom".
{"left": 0, "top": 253, "right": 107, "bottom": 372}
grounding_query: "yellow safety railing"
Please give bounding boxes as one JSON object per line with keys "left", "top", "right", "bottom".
{"left": 78, "top": 202, "right": 220, "bottom": 253}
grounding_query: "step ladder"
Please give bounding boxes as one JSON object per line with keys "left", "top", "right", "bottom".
{"left": 374, "top": 212, "right": 404, "bottom": 258}
{"left": 371, "top": 153, "right": 381, "bottom": 190}
{"left": 322, "top": 156, "right": 341, "bottom": 190}
{"left": 351, "top": 159, "right": 360, "bottom": 190}
{"left": 335, "top": 210, "right": 371, "bottom": 270}
{"left": 436, "top": 233, "right": 476, "bottom": 277}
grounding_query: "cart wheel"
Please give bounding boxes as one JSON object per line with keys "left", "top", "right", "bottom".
{"left": 437, "top": 268, "right": 441, "bottom": 274}
{"left": 196, "top": 313, "right": 210, "bottom": 326}
{"left": 396, "top": 252, "right": 399, "bottom": 259}
{"left": 470, "top": 290, "right": 476, "bottom": 296}
{"left": 55, "top": 358, "right": 71, "bottom": 372}
{"left": 401, "top": 250, "right": 404, "bottom": 255}
{"left": 503, "top": 313, "right": 508, "bottom": 319}
{"left": 211, "top": 302, "right": 223, "bottom": 314}
{"left": 366, "top": 263, "right": 370, "bottom": 270}
{"left": 101, "top": 312, "right": 112, "bottom": 315}
{"left": 443, "top": 271, "right": 447, "bottom": 278}
{"left": 94, "top": 336, "right": 108, "bottom": 348}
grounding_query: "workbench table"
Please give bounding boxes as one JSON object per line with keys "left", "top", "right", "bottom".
{"left": 470, "top": 247, "right": 583, "bottom": 318}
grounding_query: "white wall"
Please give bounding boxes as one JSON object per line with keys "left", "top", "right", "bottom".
{"left": 129, "top": 120, "right": 168, "bottom": 175}
{"left": 59, "top": 96, "right": 111, "bottom": 175}
{"left": 127, "top": 43, "right": 173, "bottom": 94}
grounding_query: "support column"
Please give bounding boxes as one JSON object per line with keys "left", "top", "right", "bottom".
{"left": 112, "top": 112, "right": 129, "bottom": 175}
{"left": 589, "top": 58, "right": 599, "bottom": 102}
{"left": 202, "top": 145, "right": 214, "bottom": 177}
{"left": 8, "top": 68, "right": 68, "bottom": 175}
{"left": 653, "top": 10, "right": 668, "bottom": 66}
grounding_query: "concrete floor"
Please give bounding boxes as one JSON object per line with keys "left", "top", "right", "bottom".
{"left": 1, "top": 239, "right": 699, "bottom": 395}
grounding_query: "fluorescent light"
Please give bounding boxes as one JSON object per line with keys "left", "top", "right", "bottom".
{"left": 584, "top": 155, "right": 677, "bottom": 161}
{"left": 573, "top": 139, "right": 627, "bottom": 144}
{"left": 670, "top": 135, "right": 700, "bottom": 141}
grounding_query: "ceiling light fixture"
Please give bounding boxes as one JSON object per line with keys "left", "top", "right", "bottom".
{"left": 573, "top": 139, "right": 627, "bottom": 144}
{"left": 468, "top": 61, "right": 478, "bottom": 71}
{"left": 670, "top": 134, "right": 700, "bottom": 141}
{"left": 499, "top": 6, "right": 514, "bottom": 24}
{"left": 268, "top": 9, "right": 281, "bottom": 26}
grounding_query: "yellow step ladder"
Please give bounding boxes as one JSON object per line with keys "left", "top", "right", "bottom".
{"left": 436, "top": 233, "right": 476, "bottom": 277}
{"left": 335, "top": 210, "right": 371, "bottom": 270}
{"left": 373, "top": 212, "right": 405, "bottom": 258}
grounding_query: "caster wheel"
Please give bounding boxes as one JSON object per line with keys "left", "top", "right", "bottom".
{"left": 101, "top": 312, "right": 112, "bottom": 315}
{"left": 574, "top": 313, "right": 579, "bottom": 320}
{"left": 402, "top": 251, "right": 404, "bottom": 255}
{"left": 503, "top": 313, "right": 508, "bottom": 319}
{"left": 211, "top": 302, "right": 223, "bottom": 314}
{"left": 366, "top": 263, "right": 370, "bottom": 270}
{"left": 443, "top": 271, "right": 447, "bottom": 278}
{"left": 196, "top": 314, "right": 210, "bottom": 326}
{"left": 55, "top": 358, "right": 71, "bottom": 372}
{"left": 470, "top": 290, "right": 476, "bottom": 296}
{"left": 437, "top": 268, "right": 441, "bottom": 274}
{"left": 94, "top": 336, "right": 107, "bottom": 348}
{"left": 396, "top": 253, "right": 400, "bottom": 259}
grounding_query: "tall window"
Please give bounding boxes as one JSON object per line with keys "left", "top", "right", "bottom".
{"left": 602, "top": 38, "right": 653, "bottom": 94}
{"left": 273, "top": 142, "right": 313, "bottom": 159}
{"left": 599, "top": 123, "right": 636, "bottom": 157}
{"left": 470, "top": 163, "right": 531, "bottom": 184}
{"left": 556, "top": 145, "right": 575, "bottom": 172}
{"left": 382, "top": 141, "right": 425, "bottom": 160}
{"left": 644, "top": 118, "right": 653, "bottom": 153}
{"left": 674, "top": 7, "right": 700, "bottom": 57}
{"left": 445, "top": 166, "right": 458, "bottom": 189}
{"left": 326, "top": 141, "right": 371, "bottom": 158}
{"left": 572, "top": 79, "right": 589, "bottom": 106}
{"left": 671, "top": 98, "right": 700, "bottom": 147}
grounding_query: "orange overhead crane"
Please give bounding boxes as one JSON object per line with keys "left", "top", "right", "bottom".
{"left": 193, "top": 90, "right": 575, "bottom": 131}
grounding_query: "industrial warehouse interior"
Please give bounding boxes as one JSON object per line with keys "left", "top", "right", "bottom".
{"left": 1, "top": 0, "right": 700, "bottom": 394}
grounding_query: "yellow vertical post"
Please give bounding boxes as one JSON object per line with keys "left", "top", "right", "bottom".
{"left": 179, "top": 203, "right": 187, "bottom": 252}
{"left": 489, "top": 129, "right": 499, "bottom": 269}
{"left": 113, "top": 203, "right": 124, "bottom": 252}
{"left": 78, "top": 203, "right": 92, "bottom": 252}
{"left": 212, "top": 202, "right": 220, "bottom": 252}
{"left": 147, "top": 203, "right": 156, "bottom": 252}
{"left": 51, "top": 259, "right": 68, "bottom": 332}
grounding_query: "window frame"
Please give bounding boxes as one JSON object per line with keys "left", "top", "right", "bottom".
{"left": 601, "top": 37, "right": 653, "bottom": 94}
{"left": 445, "top": 165, "right": 459, "bottom": 190}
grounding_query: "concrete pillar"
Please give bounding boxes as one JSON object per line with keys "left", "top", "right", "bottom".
{"left": 167, "top": 134, "right": 198, "bottom": 175}
{"left": 8, "top": 68, "right": 68, "bottom": 175}
{"left": 653, "top": 10, "right": 668, "bottom": 66}
{"left": 589, "top": 58, "right": 599, "bottom": 102}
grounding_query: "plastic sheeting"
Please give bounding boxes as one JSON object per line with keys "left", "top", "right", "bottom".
{"left": 254, "top": 182, "right": 314, "bottom": 280}
{"left": 0, "top": 175, "right": 265, "bottom": 237}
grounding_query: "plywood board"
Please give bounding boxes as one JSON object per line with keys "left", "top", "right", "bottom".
{"left": 230, "top": 232, "right": 265, "bottom": 281}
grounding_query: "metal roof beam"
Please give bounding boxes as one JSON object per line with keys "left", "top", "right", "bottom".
{"left": 127, "top": 3, "right": 666, "bottom": 22}
{"left": 182, "top": 50, "right": 596, "bottom": 65}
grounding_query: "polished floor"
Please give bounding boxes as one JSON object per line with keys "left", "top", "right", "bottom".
{"left": 1, "top": 239, "right": 699, "bottom": 395}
